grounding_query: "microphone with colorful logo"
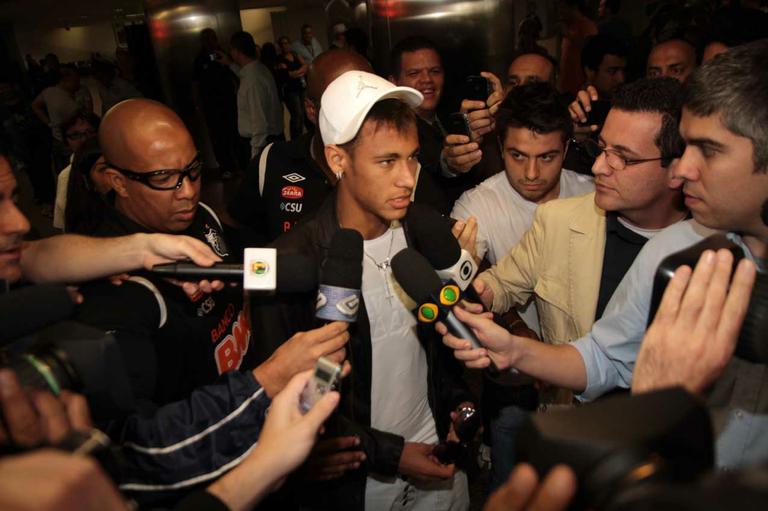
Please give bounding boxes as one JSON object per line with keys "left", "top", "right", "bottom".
{"left": 315, "top": 229, "right": 364, "bottom": 323}
{"left": 391, "top": 248, "right": 482, "bottom": 349}
{"left": 405, "top": 203, "right": 479, "bottom": 298}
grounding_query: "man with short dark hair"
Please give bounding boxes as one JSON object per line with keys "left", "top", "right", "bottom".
{"left": 581, "top": 33, "right": 627, "bottom": 99}
{"left": 390, "top": 36, "right": 502, "bottom": 210}
{"left": 472, "top": 78, "right": 686, "bottom": 343}
{"left": 264, "top": 70, "right": 474, "bottom": 510}
{"left": 647, "top": 38, "right": 697, "bottom": 82}
{"left": 451, "top": 82, "right": 593, "bottom": 489}
{"left": 292, "top": 23, "right": 323, "bottom": 65}
{"left": 228, "top": 49, "right": 371, "bottom": 244}
{"left": 229, "top": 31, "right": 283, "bottom": 164}
{"left": 53, "top": 110, "right": 100, "bottom": 229}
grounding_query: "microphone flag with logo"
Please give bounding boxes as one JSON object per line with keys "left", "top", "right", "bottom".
{"left": 316, "top": 229, "right": 364, "bottom": 322}
{"left": 391, "top": 248, "right": 483, "bottom": 349}
{"left": 405, "top": 203, "right": 480, "bottom": 297}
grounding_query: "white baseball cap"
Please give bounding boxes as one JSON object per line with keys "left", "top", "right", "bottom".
{"left": 319, "top": 70, "right": 423, "bottom": 145}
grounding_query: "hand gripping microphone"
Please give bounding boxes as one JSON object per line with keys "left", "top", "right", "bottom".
{"left": 315, "top": 229, "right": 364, "bottom": 322}
{"left": 391, "top": 248, "right": 482, "bottom": 349}
{"left": 151, "top": 251, "right": 318, "bottom": 293}
{"left": 405, "top": 203, "right": 478, "bottom": 293}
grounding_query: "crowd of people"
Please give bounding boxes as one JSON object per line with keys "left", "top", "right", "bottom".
{"left": 2, "top": 1, "right": 768, "bottom": 510}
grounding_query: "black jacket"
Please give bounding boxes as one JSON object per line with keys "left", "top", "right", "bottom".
{"left": 251, "top": 194, "right": 474, "bottom": 511}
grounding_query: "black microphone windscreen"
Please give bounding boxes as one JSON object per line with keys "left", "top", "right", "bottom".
{"left": 322, "top": 229, "right": 364, "bottom": 289}
{"left": 276, "top": 253, "right": 319, "bottom": 293}
{"left": 405, "top": 203, "right": 462, "bottom": 269}
{"left": 391, "top": 248, "right": 443, "bottom": 303}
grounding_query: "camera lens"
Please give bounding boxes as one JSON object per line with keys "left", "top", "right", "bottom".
{"left": 1, "top": 344, "right": 80, "bottom": 394}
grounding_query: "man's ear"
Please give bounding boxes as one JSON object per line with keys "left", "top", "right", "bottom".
{"left": 105, "top": 169, "right": 129, "bottom": 198}
{"left": 388, "top": 75, "right": 397, "bottom": 85}
{"left": 305, "top": 97, "right": 318, "bottom": 125}
{"left": 324, "top": 144, "right": 350, "bottom": 177}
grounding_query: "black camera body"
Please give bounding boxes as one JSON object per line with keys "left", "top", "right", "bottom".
{"left": 517, "top": 388, "right": 714, "bottom": 510}
{"left": 1, "top": 320, "right": 135, "bottom": 421}
{"left": 648, "top": 234, "right": 768, "bottom": 364}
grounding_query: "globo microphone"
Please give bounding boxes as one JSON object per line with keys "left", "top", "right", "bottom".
{"left": 315, "top": 229, "right": 364, "bottom": 322}
{"left": 405, "top": 203, "right": 478, "bottom": 292}
{"left": 391, "top": 248, "right": 482, "bottom": 350}
{"left": 151, "top": 250, "right": 317, "bottom": 292}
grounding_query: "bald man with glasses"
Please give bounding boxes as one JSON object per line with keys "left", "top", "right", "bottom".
{"left": 67, "top": 98, "right": 350, "bottom": 506}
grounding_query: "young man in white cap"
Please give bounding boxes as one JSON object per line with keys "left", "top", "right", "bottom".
{"left": 263, "top": 70, "right": 473, "bottom": 510}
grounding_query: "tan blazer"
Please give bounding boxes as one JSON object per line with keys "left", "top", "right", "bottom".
{"left": 478, "top": 192, "right": 606, "bottom": 344}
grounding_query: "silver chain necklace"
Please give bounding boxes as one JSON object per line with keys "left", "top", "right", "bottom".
{"left": 363, "top": 228, "right": 395, "bottom": 270}
{"left": 363, "top": 228, "right": 396, "bottom": 299}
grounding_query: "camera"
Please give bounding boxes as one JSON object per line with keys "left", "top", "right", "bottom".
{"left": 518, "top": 388, "right": 713, "bottom": 510}
{"left": 649, "top": 234, "right": 768, "bottom": 364}
{"left": 1, "top": 321, "right": 136, "bottom": 420}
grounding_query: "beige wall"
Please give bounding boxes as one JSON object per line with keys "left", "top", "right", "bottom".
{"left": 15, "top": 22, "right": 117, "bottom": 63}
{"left": 240, "top": 7, "right": 286, "bottom": 47}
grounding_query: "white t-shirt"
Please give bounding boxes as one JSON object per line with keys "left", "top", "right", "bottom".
{"left": 364, "top": 226, "right": 437, "bottom": 444}
{"left": 364, "top": 226, "right": 448, "bottom": 508}
{"left": 53, "top": 156, "right": 74, "bottom": 230}
{"left": 451, "top": 169, "right": 594, "bottom": 334}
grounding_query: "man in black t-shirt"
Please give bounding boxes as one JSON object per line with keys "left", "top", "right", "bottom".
{"left": 69, "top": 99, "right": 350, "bottom": 506}
{"left": 73, "top": 98, "right": 252, "bottom": 405}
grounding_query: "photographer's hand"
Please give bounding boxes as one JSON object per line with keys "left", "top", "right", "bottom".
{"left": 632, "top": 249, "right": 756, "bottom": 395}
{"left": 0, "top": 450, "right": 129, "bottom": 511}
{"left": 484, "top": 463, "right": 576, "bottom": 511}
{"left": 207, "top": 371, "right": 340, "bottom": 511}
{"left": 0, "top": 369, "right": 92, "bottom": 447}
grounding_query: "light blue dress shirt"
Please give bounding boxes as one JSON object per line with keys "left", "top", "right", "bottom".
{"left": 571, "top": 219, "right": 768, "bottom": 468}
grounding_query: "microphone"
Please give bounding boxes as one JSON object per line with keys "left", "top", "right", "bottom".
{"left": 315, "top": 229, "right": 363, "bottom": 322}
{"left": 405, "top": 203, "right": 479, "bottom": 293}
{"left": 391, "top": 248, "right": 483, "bottom": 350}
{"left": 151, "top": 251, "right": 318, "bottom": 293}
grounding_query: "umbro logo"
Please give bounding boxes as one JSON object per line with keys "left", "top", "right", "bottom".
{"left": 282, "top": 172, "right": 306, "bottom": 183}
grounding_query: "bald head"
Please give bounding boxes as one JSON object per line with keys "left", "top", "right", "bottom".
{"left": 100, "top": 99, "right": 194, "bottom": 171}
{"left": 306, "top": 49, "right": 372, "bottom": 103}
{"left": 100, "top": 99, "right": 200, "bottom": 233}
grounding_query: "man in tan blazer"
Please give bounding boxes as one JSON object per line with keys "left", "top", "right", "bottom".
{"left": 474, "top": 78, "right": 688, "bottom": 346}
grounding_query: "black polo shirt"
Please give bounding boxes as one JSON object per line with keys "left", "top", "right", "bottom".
{"left": 73, "top": 203, "right": 255, "bottom": 407}
{"left": 594, "top": 213, "right": 650, "bottom": 321}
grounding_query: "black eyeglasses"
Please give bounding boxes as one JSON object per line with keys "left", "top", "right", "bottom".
{"left": 106, "top": 154, "right": 203, "bottom": 190}
{"left": 580, "top": 139, "right": 666, "bottom": 171}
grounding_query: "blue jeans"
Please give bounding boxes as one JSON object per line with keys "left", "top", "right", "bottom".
{"left": 489, "top": 404, "right": 532, "bottom": 492}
